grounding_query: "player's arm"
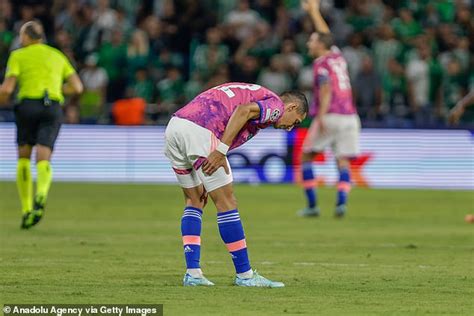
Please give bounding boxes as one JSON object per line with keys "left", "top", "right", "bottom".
{"left": 61, "top": 54, "right": 84, "bottom": 95}
{"left": 62, "top": 73, "right": 84, "bottom": 95}
{"left": 202, "top": 103, "right": 261, "bottom": 175}
{"left": 220, "top": 103, "right": 260, "bottom": 147}
{"left": 448, "top": 90, "right": 474, "bottom": 125}
{"left": 317, "top": 80, "right": 331, "bottom": 133}
{"left": 0, "top": 52, "right": 19, "bottom": 105}
{"left": 0, "top": 76, "right": 17, "bottom": 105}
{"left": 301, "top": 0, "right": 330, "bottom": 34}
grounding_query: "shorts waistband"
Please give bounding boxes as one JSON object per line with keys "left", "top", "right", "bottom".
{"left": 19, "top": 98, "right": 61, "bottom": 104}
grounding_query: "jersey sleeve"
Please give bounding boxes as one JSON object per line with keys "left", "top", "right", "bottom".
{"left": 61, "top": 54, "right": 76, "bottom": 80}
{"left": 256, "top": 96, "right": 284, "bottom": 124}
{"left": 315, "top": 65, "right": 330, "bottom": 85}
{"left": 5, "top": 52, "right": 20, "bottom": 78}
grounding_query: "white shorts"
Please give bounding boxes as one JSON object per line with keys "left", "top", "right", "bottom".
{"left": 164, "top": 116, "right": 233, "bottom": 192}
{"left": 303, "top": 114, "right": 360, "bottom": 157}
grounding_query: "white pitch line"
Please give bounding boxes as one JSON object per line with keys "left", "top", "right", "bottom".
{"left": 293, "top": 262, "right": 441, "bottom": 269}
{"left": 293, "top": 262, "right": 315, "bottom": 266}
{"left": 418, "top": 265, "right": 431, "bottom": 269}
{"left": 318, "top": 262, "right": 369, "bottom": 267}
{"left": 293, "top": 262, "right": 378, "bottom": 268}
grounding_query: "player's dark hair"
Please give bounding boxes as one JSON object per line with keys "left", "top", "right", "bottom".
{"left": 316, "top": 32, "right": 333, "bottom": 49}
{"left": 280, "top": 91, "right": 309, "bottom": 115}
{"left": 23, "top": 20, "right": 44, "bottom": 41}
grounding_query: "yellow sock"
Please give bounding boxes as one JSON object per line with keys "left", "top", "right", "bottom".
{"left": 16, "top": 158, "right": 33, "bottom": 213}
{"left": 36, "top": 160, "right": 53, "bottom": 205}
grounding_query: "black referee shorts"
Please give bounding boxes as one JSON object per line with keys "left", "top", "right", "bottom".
{"left": 14, "top": 99, "right": 63, "bottom": 149}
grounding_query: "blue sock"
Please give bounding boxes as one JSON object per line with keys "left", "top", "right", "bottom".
{"left": 337, "top": 168, "right": 351, "bottom": 206}
{"left": 181, "top": 206, "right": 202, "bottom": 269}
{"left": 217, "top": 209, "right": 251, "bottom": 274}
{"left": 302, "top": 162, "right": 317, "bottom": 208}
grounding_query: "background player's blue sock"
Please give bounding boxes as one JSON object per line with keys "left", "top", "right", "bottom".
{"left": 337, "top": 168, "right": 351, "bottom": 206}
{"left": 181, "top": 207, "right": 202, "bottom": 273}
{"left": 217, "top": 209, "right": 251, "bottom": 275}
{"left": 302, "top": 162, "right": 317, "bottom": 208}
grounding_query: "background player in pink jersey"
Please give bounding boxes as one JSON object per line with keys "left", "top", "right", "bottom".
{"left": 165, "top": 83, "right": 308, "bottom": 287}
{"left": 298, "top": 0, "right": 361, "bottom": 218}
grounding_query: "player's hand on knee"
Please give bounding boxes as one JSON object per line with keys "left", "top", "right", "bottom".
{"left": 202, "top": 150, "right": 230, "bottom": 176}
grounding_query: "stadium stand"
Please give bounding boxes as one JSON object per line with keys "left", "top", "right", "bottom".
{"left": 0, "top": 0, "right": 472, "bottom": 128}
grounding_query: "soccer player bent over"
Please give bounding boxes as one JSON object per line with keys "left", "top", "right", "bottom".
{"left": 164, "top": 83, "right": 307, "bottom": 287}
{"left": 298, "top": 0, "right": 361, "bottom": 218}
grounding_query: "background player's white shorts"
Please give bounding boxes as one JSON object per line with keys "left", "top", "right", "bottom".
{"left": 164, "top": 116, "right": 233, "bottom": 192}
{"left": 303, "top": 114, "right": 360, "bottom": 157}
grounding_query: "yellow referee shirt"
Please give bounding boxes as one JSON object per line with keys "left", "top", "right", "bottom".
{"left": 5, "top": 43, "right": 76, "bottom": 103}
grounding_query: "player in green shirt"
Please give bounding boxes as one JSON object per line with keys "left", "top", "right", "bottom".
{"left": 0, "top": 21, "right": 83, "bottom": 229}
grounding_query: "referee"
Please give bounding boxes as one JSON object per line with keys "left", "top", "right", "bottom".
{"left": 0, "top": 21, "right": 83, "bottom": 229}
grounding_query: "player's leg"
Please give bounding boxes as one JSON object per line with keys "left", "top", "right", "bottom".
{"left": 207, "top": 182, "right": 251, "bottom": 276}
{"left": 30, "top": 103, "right": 62, "bottom": 227}
{"left": 299, "top": 151, "right": 320, "bottom": 216}
{"left": 298, "top": 117, "right": 333, "bottom": 217}
{"left": 35, "top": 145, "right": 53, "bottom": 208}
{"left": 17, "top": 145, "right": 34, "bottom": 228}
{"left": 172, "top": 169, "right": 214, "bottom": 286}
{"left": 164, "top": 117, "right": 214, "bottom": 286}
{"left": 196, "top": 165, "right": 284, "bottom": 287}
{"left": 195, "top": 159, "right": 250, "bottom": 277}
{"left": 333, "top": 115, "right": 360, "bottom": 217}
{"left": 335, "top": 157, "right": 351, "bottom": 217}
{"left": 14, "top": 102, "right": 39, "bottom": 228}
{"left": 180, "top": 183, "right": 214, "bottom": 286}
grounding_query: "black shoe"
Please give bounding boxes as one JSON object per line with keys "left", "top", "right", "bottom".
{"left": 21, "top": 212, "right": 33, "bottom": 229}
{"left": 30, "top": 198, "right": 46, "bottom": 227}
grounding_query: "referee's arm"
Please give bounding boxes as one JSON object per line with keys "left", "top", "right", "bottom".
{"left": 62, "top": 52, "right": 83, "bottom": 95}
{"left": 0, "top": 76, "right": 17, "bottom": 105}
{"left": 0, "top": 49, "right": 19, "bottom": 105}
{"left": 63, "top": 73, "right": 83, "bottom": 95}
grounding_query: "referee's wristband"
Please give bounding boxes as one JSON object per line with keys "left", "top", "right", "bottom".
{"left": 216, "top": 142, "right": 229, "bottom": 155}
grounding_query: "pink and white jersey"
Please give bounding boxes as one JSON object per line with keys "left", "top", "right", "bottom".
{"left": 311, "top": 47, "right": 356, "bottom": 116}
{"left": 174, "top": 83, "right": 284, "bottom": 150}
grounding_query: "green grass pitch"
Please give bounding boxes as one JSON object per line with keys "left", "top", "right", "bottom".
{"left": 0, "top": 182, "right": 473, "bottom": 315}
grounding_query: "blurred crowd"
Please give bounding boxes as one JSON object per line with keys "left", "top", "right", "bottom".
{"left": 0, "top": 0, "right": 473, "bottom": 127}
